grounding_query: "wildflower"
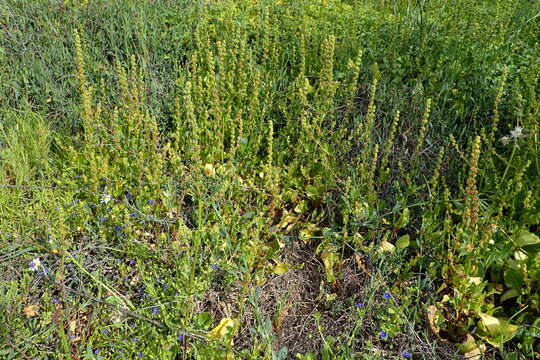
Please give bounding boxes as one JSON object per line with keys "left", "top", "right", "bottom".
{"left": 500, "top": 136, "right": 510, "bottom": 145}
{"left": 163, "top": 283, "right": 169, "bottom": 289}
{"left": 402, "top": 351, "right": 412, "bottom": 358}
{"left": 128, "top": 259, "right": 136, "bottom": 266}
{"left": 510, "top": 126, "right": 524, "bottom": 139}
{"left": 178, "top": 334, "right": 183, "bottom": 342}
{"left": 103, "top": 329, "right": 109, "bottom": 336}
{"left": 129, "top": 212, "right": 137, "bottom": 218}
{"left": 98, "top": 216, "right": 108, "bottom": 222}
{"left": 380, "top": 331, "right": 388, "bottom": 339}
{"left": 355, "top": 303, "right": 365, "bottom": 308}
{"left": 133, "top": 337, "right": 139, "bottom": 342}
{"left": 151, "top": 307, "right": 159, "bottom": 315}
{"left": 29, "top": 258, "right": 41, "bottom": 271}
{"left": 148, "top": 199, "right": 155, "bottom": 205}
{"left": 75, "top": 174, "right": 81, "bottom": 179}
{"left": 94, "top": 349, "right": 100, "bottom": 355}
{"left": 383, "top": 292, "right": 391, "bottom": 299}
{"left": 137, "top": 352, "right": 143, "bottom": 357}
{"left": 211, "top": 263, "right": 219, "bottom": 271}
{"left": 69, "top": 335, "right": 76, "bottom": 339}
{"left": 100, "top": 177, "right": 108, "bottom": 181}
{"left": 100, "top": 194, "right": 111, "bottom": 204}
{"left": 52, "top": 298, "right": 59, "bottom": 304}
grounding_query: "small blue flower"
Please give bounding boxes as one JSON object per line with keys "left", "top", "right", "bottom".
{"left": 75, "top": 174, "right": 81, "bottom": 179}
{"left": 383, "top": 292, "right": 391, "bottom": 299}
{"left": 178, "top": 334, "right": 183, "bottom": 342}
{"left": 148, "top": 199, "right": 155, "bottom": 205}
{"left": 355, "top": 302, "right": 365, "bottom": 308}
{"left": 211, "top": 264, "right": 219, "bottom": 271}
{"left": 133, "top": 337, "right": 139, "bottom": 342}
{"left": 137, "top": 352, "right": 143, "bottom": 358}
{"left": 98, "top": 216, "right": 108, "bottom": 222}
{"left": 402, "top": 351, "right": 412, "bottom": 358}
{"left": 129, "top": 212, "right": 137, "bottom": 218}
{"left": 100, "top": 177, "right": 108, "bottom": 181}
{"left": 103, "top": 329, "right": 109, "bottom": 336}
{"left": 151, "top": 307, "right": 159, "bottom": 315}
{"left": 94, "top": 349, "right": 100, "bottom": 355}
{"left": 380, "top": 331, "right": 388, "bottom": 339}
{"left": 52, "top": 298, "right": 59, "bottom": 304}
{"left": 128, "top": 259, "right": 136, "bottom": 266}
{"left": 69, "top": 335, "right": 76, "bottom": 339}
{"left": 163, "top": 283, "right": 169, "bottom": 289}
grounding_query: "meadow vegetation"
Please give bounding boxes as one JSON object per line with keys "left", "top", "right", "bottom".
{"left": 0, "top": 0, "right": 539, "bottom": 359}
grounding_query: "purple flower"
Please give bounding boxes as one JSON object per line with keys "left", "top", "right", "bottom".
{"left": 33, "top": 357, "right": 39, "bottom": 360}
{"left": 178, "top": 334, "right": 184, "bottom": 342}
{"left": 148, "top": 199, "right": 155, "bottom": 205}
{"left": 211, "top": 264, "right": 219, "bottom": 271}
{"left": 137, "top": 352, "right": 143, "bottom": 358}
{"left": 380, "top": 331, "right": 388, "bottom": 339}
{"left": 402, "top": 351, "right": 412, "bottom": 358}
{"left": 163, "top": 283, "right": 169, "bottom": 289}
{"left": 98, "top": 216, "right": 108, "bottom": 222}
{"left": 355, "top": 302, "right": 365, "bottom": 308}
{"left": 383, "top": 292, "right": 391, "bottom": 299}
{"left": 69, "top": 335, "right": 76, "bottom": 339}
{"left": 133, "top": 337, "right": 139, "bottom": 342}
{"left": 129, "top": 212, "right": 137, "bottom": 218}
{"left": 151, "top": 307, "right": 159, "bottom": 315}
{"left": 75, "top": 174, "right": 81, "bottom": 179}
{"left": 103, "top": 329, "right": 109, "bottom": 336}
{"left": 94, "top": 349, "right": 100, "bottom": 355}
{"left": 52, "top": 298, "right": 59, "bottom": 304}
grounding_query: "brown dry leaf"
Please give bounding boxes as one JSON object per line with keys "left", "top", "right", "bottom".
{"left": 23, "top": 305, "right": 38, "bottom": 317}
{"left": 427, "top": 305, "right": 441, "bottom": 335}
{"left": 354, "top": 255, "right": 369, "bottom": 274}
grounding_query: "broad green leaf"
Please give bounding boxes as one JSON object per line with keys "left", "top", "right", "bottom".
{"left": 503, "top": 268, "right": 524, "bottom": 289}
{"left": 512, "top": 230, "right": 540, "bottom": 249}
{"left": 500, "top": 288, "right": 520, "bottom": 302}
{"left": 395, "top": 234, "right": 410, "bottom": 249}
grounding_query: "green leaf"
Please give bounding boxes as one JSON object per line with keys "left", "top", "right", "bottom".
{"left": 500, "top": 288, "right": 520, "bottom": 302}
{"left": 503, "top": 268, "right": 524, "bottom": 289}
{"left": 395, "top": 234, "right": 410, "bottom": 249}
{"left": 396, "top": 208, "right": 410, "bottom": 229}
{"left": 195, "top": 312, "right": 213, "bottom": 328}
{"left": 512, "top": 230, "right": 540, "bottom": 249}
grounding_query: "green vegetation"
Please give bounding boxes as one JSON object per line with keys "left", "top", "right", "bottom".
{"left": 1, "top": 0, "right": 539, "bottom": 359}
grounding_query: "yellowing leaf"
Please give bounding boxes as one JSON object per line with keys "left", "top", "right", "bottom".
{"left": 378, "top": 241, "right": 395, "bottom": 253}
{"left": 478, "top": 313, "right": 500, "bottom": 335}
{"left": 204, "top": 163, "right": 216, "bottom": 177}
{"left": 272, "top": 263, "right": 289, "bottom": 275}
{"left": 459, "top": 334, "right": 486, "bottom": 359}
{"left": 321, "top": 251, "right": 335, "bottom": 282}
{"left": 208, "top": 318, "right": 235, "bottom": 340}
{"left": 23, "top": 305, "right": 38, "bottom": 317}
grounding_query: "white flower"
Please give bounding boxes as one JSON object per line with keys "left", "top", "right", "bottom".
{"left": 510, "top": 126, "right": 524, "bottom": 139}
{"left": 501, "top": 136, "right": 510, "bottom": 145}
{"left": 100, "top": 193, "right": 111, "bottom": 204}
{"left": 29, "top": 258, "right": 41, "bottom": 271}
